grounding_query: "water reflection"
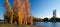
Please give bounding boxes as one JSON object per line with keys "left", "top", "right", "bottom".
{"left": 35, "top": 22, "right": 60, "bottom": 27}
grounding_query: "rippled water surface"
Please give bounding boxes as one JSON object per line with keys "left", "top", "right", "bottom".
{"left": 35, "top": 22, "right": 60, "bottom": 27}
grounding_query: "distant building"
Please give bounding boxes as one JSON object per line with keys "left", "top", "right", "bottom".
{"left": 53, "top": 9, "right": 56, "bottom": 18}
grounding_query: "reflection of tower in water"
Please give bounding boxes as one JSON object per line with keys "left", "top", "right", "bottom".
{"left": 51, "top": 22, "right": 56, "bottom": 27}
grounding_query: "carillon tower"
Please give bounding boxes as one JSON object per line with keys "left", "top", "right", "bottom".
{"left": 53, "top": 9, "right": 56, "bottom": 18}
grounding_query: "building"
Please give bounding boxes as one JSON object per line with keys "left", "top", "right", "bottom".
{"left": 53, "top": 9, "right": 56, "bottom": 18}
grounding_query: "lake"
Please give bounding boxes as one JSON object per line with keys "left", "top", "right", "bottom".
{"left": 35, "top": 22, "right": 60, "bottom": 27}
{"left": 1, "top": 21, "right": 60, "bottom": 27}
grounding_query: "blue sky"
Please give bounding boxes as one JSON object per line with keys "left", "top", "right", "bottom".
{"left": 0, "top": 0, "right": 60, "bottom": 19}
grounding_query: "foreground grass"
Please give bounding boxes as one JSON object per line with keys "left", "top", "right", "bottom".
{"left": 0, "top": 24, "right": 46, "bottom": 27}
{"left": 0, "top": 21, "right": 46, "bottom": 27}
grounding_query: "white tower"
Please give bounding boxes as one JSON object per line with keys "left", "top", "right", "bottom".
{"left": 53, "top": 9, "right": 56, "bottom": 18}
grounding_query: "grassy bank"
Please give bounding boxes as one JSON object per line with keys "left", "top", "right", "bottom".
{"left": 0, "top": 24, "right": 46, "bottom": 27}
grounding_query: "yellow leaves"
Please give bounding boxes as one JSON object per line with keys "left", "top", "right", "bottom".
{"left": 4, "top": 0, "right": 33, "bottom": 25}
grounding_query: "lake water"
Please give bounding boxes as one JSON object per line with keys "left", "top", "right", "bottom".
{"left": 35, "top": 22, "right": 60, "bottom": 27}
{"left": 1, "top": 21, "right": 60, "bottom": 27}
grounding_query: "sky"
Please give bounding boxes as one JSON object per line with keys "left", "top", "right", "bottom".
{"left": 0, "top": 0, "right": 60, "bottom": 19}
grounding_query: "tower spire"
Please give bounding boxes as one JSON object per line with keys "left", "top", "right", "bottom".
{"left": 53, "top": 9, "right": 56, "bottom": 18}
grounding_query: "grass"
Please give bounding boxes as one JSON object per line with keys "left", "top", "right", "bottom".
{"left": 0, "top": 21, "right": 46, "bottom": 27}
